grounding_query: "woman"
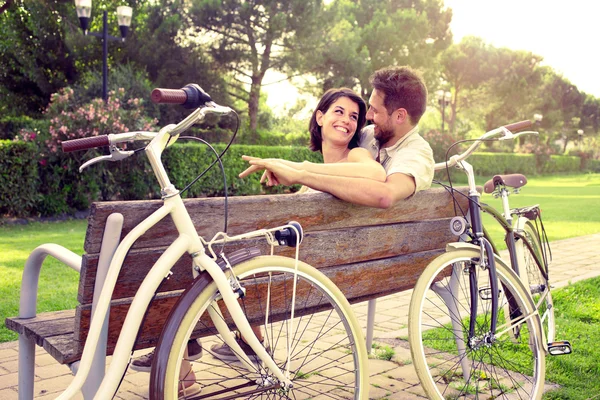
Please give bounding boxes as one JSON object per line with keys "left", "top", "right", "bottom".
{"left": 240, "top": 87, "right": 386, "bottom": 188}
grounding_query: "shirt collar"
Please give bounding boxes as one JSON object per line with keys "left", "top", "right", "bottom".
{"left": 380, "top": 125, "right": 419, "bottom": 157}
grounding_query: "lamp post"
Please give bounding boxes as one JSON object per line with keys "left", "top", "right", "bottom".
{"left": 577, "top": 129, "right": 584, "bottom": 147}
{"left": 436, "top": 90, "right": 452, "bottom": 133}
{"left": 74, "top": 0, "right": 133, "bottom": 102}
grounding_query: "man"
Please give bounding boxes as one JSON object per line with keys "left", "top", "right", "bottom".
{"left": 240, "top": 66, "right": 435, "bottom": 208}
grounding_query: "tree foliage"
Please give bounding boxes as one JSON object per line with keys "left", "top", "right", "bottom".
{"left": 0, "top": 0, "right": 78, "bottom": 115}
{"left": 187, "top": 0, "right": 325, "bottom": 140}
{"left": 308, "top": 0, "right": 452, "bottom": 97}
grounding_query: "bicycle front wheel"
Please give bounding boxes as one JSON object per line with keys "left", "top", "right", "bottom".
{"left": 409, "top": 247, "right": 545, "bottom": 400}
{"left": 150, "top": 255, "right": 368, "bottom": 400}
{"left": 515, "top": 216, "right": 555, "bottom": 344}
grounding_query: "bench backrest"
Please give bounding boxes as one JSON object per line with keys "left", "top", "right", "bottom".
{"left": 75, "top": 187, "right": 469, "bottom": 360}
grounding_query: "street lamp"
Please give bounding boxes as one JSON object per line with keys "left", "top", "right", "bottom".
{"left": 577, "top": 129, "right": 584, "bottom": 146}
{"left": 436, "top": 90, "right": 452, "bottom": 133}
{"left": 74, "top": 0, "right": 133, "bottom": 102}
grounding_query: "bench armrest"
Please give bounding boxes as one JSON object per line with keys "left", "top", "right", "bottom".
{"left": 19, "top": 244, "right": 82, "bottom": 318}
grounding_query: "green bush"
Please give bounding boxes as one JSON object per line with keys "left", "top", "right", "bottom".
{"left": 0, "top": 140, "right": 40, "bottom": 216}
{"left": 586, "top": 159, "right": 600, "bottom": 172}
{"left": 541, "top": 155, "right": 581, "bottom": 174}
{"left": 468, "top": 152, "right": 537, "bottom": 177}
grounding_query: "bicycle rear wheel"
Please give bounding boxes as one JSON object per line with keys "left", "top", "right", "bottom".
{"left": 515, "top": 216, "right": 555, "bottom": 344}
{"left": 409, "top": 247, "right": 545, "bottom": 400}
{"left": 149, "top": 255, "right": 368, "bottom": 400}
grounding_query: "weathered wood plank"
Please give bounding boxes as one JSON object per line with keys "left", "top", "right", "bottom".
{"left": 44, "top": 333, "right": 78, "bottom": 364}
{"left": 74, "top": 248, "right": 443, "bottom": 357}
{"left": 84, "top": 187, "right": 469, "bottom": 253}
{"left": 78, "top": 219, "right": 457, "bottom": 303}
{"left": 5, "top": 309, "right": 76, "bottom": 336}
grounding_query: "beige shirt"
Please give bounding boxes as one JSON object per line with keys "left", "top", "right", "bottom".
{"left": 359, "top": 125, "right": 434, "bottom": 193}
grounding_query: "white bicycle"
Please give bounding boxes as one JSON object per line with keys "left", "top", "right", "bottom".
{"left": 56, "top": 84, "right": 369, "bottom": 399}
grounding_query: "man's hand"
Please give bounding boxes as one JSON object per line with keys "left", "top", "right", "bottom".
{"left": 239, "top": 155, "right": 302, "bottom": 186}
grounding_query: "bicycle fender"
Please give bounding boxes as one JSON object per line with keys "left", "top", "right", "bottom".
{"left": 445, "top": 242, "right": 481, "bottom": 252}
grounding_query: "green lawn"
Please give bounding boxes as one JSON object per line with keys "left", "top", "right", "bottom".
{"left": 421, "top": 276, "right": 600, "bottom": 399}
{"left": 0, "top": 220, "right": 86, "bottom": 342}
{"left": 455, "top": 173, "right": 600, "bottom": 249}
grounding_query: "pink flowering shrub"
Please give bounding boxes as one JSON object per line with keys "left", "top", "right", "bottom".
{"left": 43, "top": 87, "right": 156, "bottom": 154}
{"left": 17, "top": 87, "right": 158, "bottom": 214}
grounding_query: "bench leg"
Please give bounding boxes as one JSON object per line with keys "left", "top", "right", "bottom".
{"left": 366, "top": 299, "right": 376, "bottom": 354}
{"left": 18, "top": 336, "right": 35, "bottom": 400}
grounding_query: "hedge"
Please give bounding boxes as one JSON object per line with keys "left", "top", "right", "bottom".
{"left": 0, "top": 140, "right": 40, "bottom": 216}
{"left": 0, "top": 142, "right": 595, "bottom": 218}
{"left": 0, "top": 142, "right": 323, "bottom": 218}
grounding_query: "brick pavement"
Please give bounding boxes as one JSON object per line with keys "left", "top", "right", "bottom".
{"left": 1, "top": 233, "right": 599, "bottom": 399}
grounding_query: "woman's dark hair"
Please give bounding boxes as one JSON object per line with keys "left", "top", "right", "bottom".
{"left": 308, "top": 88, "right": 367, "bottom": 152}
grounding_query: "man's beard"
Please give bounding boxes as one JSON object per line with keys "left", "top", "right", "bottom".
{"left": 374, "top": 124, "right": 394, "bottom": 147}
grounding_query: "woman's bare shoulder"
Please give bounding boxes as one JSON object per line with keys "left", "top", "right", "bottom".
{"left": 347, "top": 147, "right": 375, "bottom": 162}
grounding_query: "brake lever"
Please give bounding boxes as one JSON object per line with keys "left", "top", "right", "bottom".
{"left": 498, "top": 127, "right": 514, "bottom": 141}
{"left": 79, "top": 144, "right": 134, "bottom": 172}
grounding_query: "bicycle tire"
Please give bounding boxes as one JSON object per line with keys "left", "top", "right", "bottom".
{"left": 149, "top": 255, "right": 368, "bottom": 399}
{"left": 515, "top": 216, "right": 555, "bottom": 344}
{"left": 409, "top": 247, "right": 546, "bottom": 400}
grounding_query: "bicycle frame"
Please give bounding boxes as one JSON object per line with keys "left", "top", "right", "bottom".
{"left": 454, "top": 158, "right": 548, "bottom": 344}
{"left": 57, "top": 128, "right": 291, "bottom": 399}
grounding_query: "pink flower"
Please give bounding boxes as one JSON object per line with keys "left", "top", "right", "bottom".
{"left": 39, "top": 159, "right": 47, "bottom": 167}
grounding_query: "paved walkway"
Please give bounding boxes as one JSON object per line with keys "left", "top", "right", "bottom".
{"left": 1, "top": 233, "right": 599, "bottom": 399}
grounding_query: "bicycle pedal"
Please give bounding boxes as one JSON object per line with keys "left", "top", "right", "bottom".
{"left": 548, "top": 340, "right": 572, "bottom": 356}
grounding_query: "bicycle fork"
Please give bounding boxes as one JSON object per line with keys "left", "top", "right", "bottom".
{"left": 432, "top": 239, "right": 500, "bottom": 385}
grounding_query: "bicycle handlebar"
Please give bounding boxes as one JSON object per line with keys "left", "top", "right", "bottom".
{"left": 62, "top": 135, "right": 110, "bottom": 152}
{"left": 503, "top": 120, "right": 532, "bottom": 133}
{"left": 434, "top": 120, "right": 536, "bottom": 171}
{"left": 151, "top": 83, "right": 213, "bottom": 109}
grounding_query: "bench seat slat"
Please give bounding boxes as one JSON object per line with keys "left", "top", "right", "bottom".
{"left": 79, "top": 218, "right": 457, "bottom": 303}
{"left": 84, "top": 188, "right": 461, "bottom": 253}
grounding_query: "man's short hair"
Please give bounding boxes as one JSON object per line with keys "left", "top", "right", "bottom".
{"left": 370, "top": 66, "right": 428, "bottom": 125}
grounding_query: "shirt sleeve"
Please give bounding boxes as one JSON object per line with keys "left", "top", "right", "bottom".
{"left": 386, "top": 138, "right": 434, "bottom": 193}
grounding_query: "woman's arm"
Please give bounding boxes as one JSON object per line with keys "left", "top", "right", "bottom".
{"left": 298, "top": 148, "right": 386, "bottom": 182}
{"left": 240, "top": 149, "right": 386, "bottom": 184}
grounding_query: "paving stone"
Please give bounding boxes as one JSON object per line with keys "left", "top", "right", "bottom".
{"left": 0, "top": 388, "right": 19, "bottom": 400}
{"left": 0, "top": 358, "right": 18, "bottom": 373}
{"left": 0, "top": 371, "right": 18, "bottom": 390}
{"left": 34, "top": 363, "right": 72, "bottom": 380}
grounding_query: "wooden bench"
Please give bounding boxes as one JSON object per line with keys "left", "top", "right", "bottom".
{"left": 6, "top": 186, "right": 469, "bottom": 394}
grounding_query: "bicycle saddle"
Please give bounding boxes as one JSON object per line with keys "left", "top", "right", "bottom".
{"left": 484, "top": 174, "right": 528, "bottom": 193}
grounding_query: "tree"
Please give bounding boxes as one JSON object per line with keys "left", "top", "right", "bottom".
{"left": 187, "top": 0, "right": 325, "bottom": 141}
{"left": 438, "top": 36, "right": 497, "bottom": 136}
{"left": 0, "top": 0, "right": 78, "bottom": 115}
{"left": 309, "top": 0, "right": 452, "bottom": 98}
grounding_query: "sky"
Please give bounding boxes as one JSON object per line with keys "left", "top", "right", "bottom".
{"left": 264, "top": 0, "right": 600, "bottom": 114}
{"left": 445, "top": 0, "right": 600, "bottom": 97}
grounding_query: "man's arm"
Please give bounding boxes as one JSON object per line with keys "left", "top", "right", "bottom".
{"left": 298, "top": 170, "right": 416, "bottom": 208}
{"left": 241, "top": 151, "right": 386, "bottom": 182}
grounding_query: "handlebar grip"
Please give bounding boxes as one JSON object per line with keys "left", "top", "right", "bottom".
{"left": 504, "top": 120, "right": 532, "bottom": 132}
{"left": 151, "top": 88, "right": 187, "bottom": 105}
{"left": 62, "top": 135, "right": 110, "bottom": 152}
{"left": 150, "top": 84, "right": 213, "bottom": 109}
